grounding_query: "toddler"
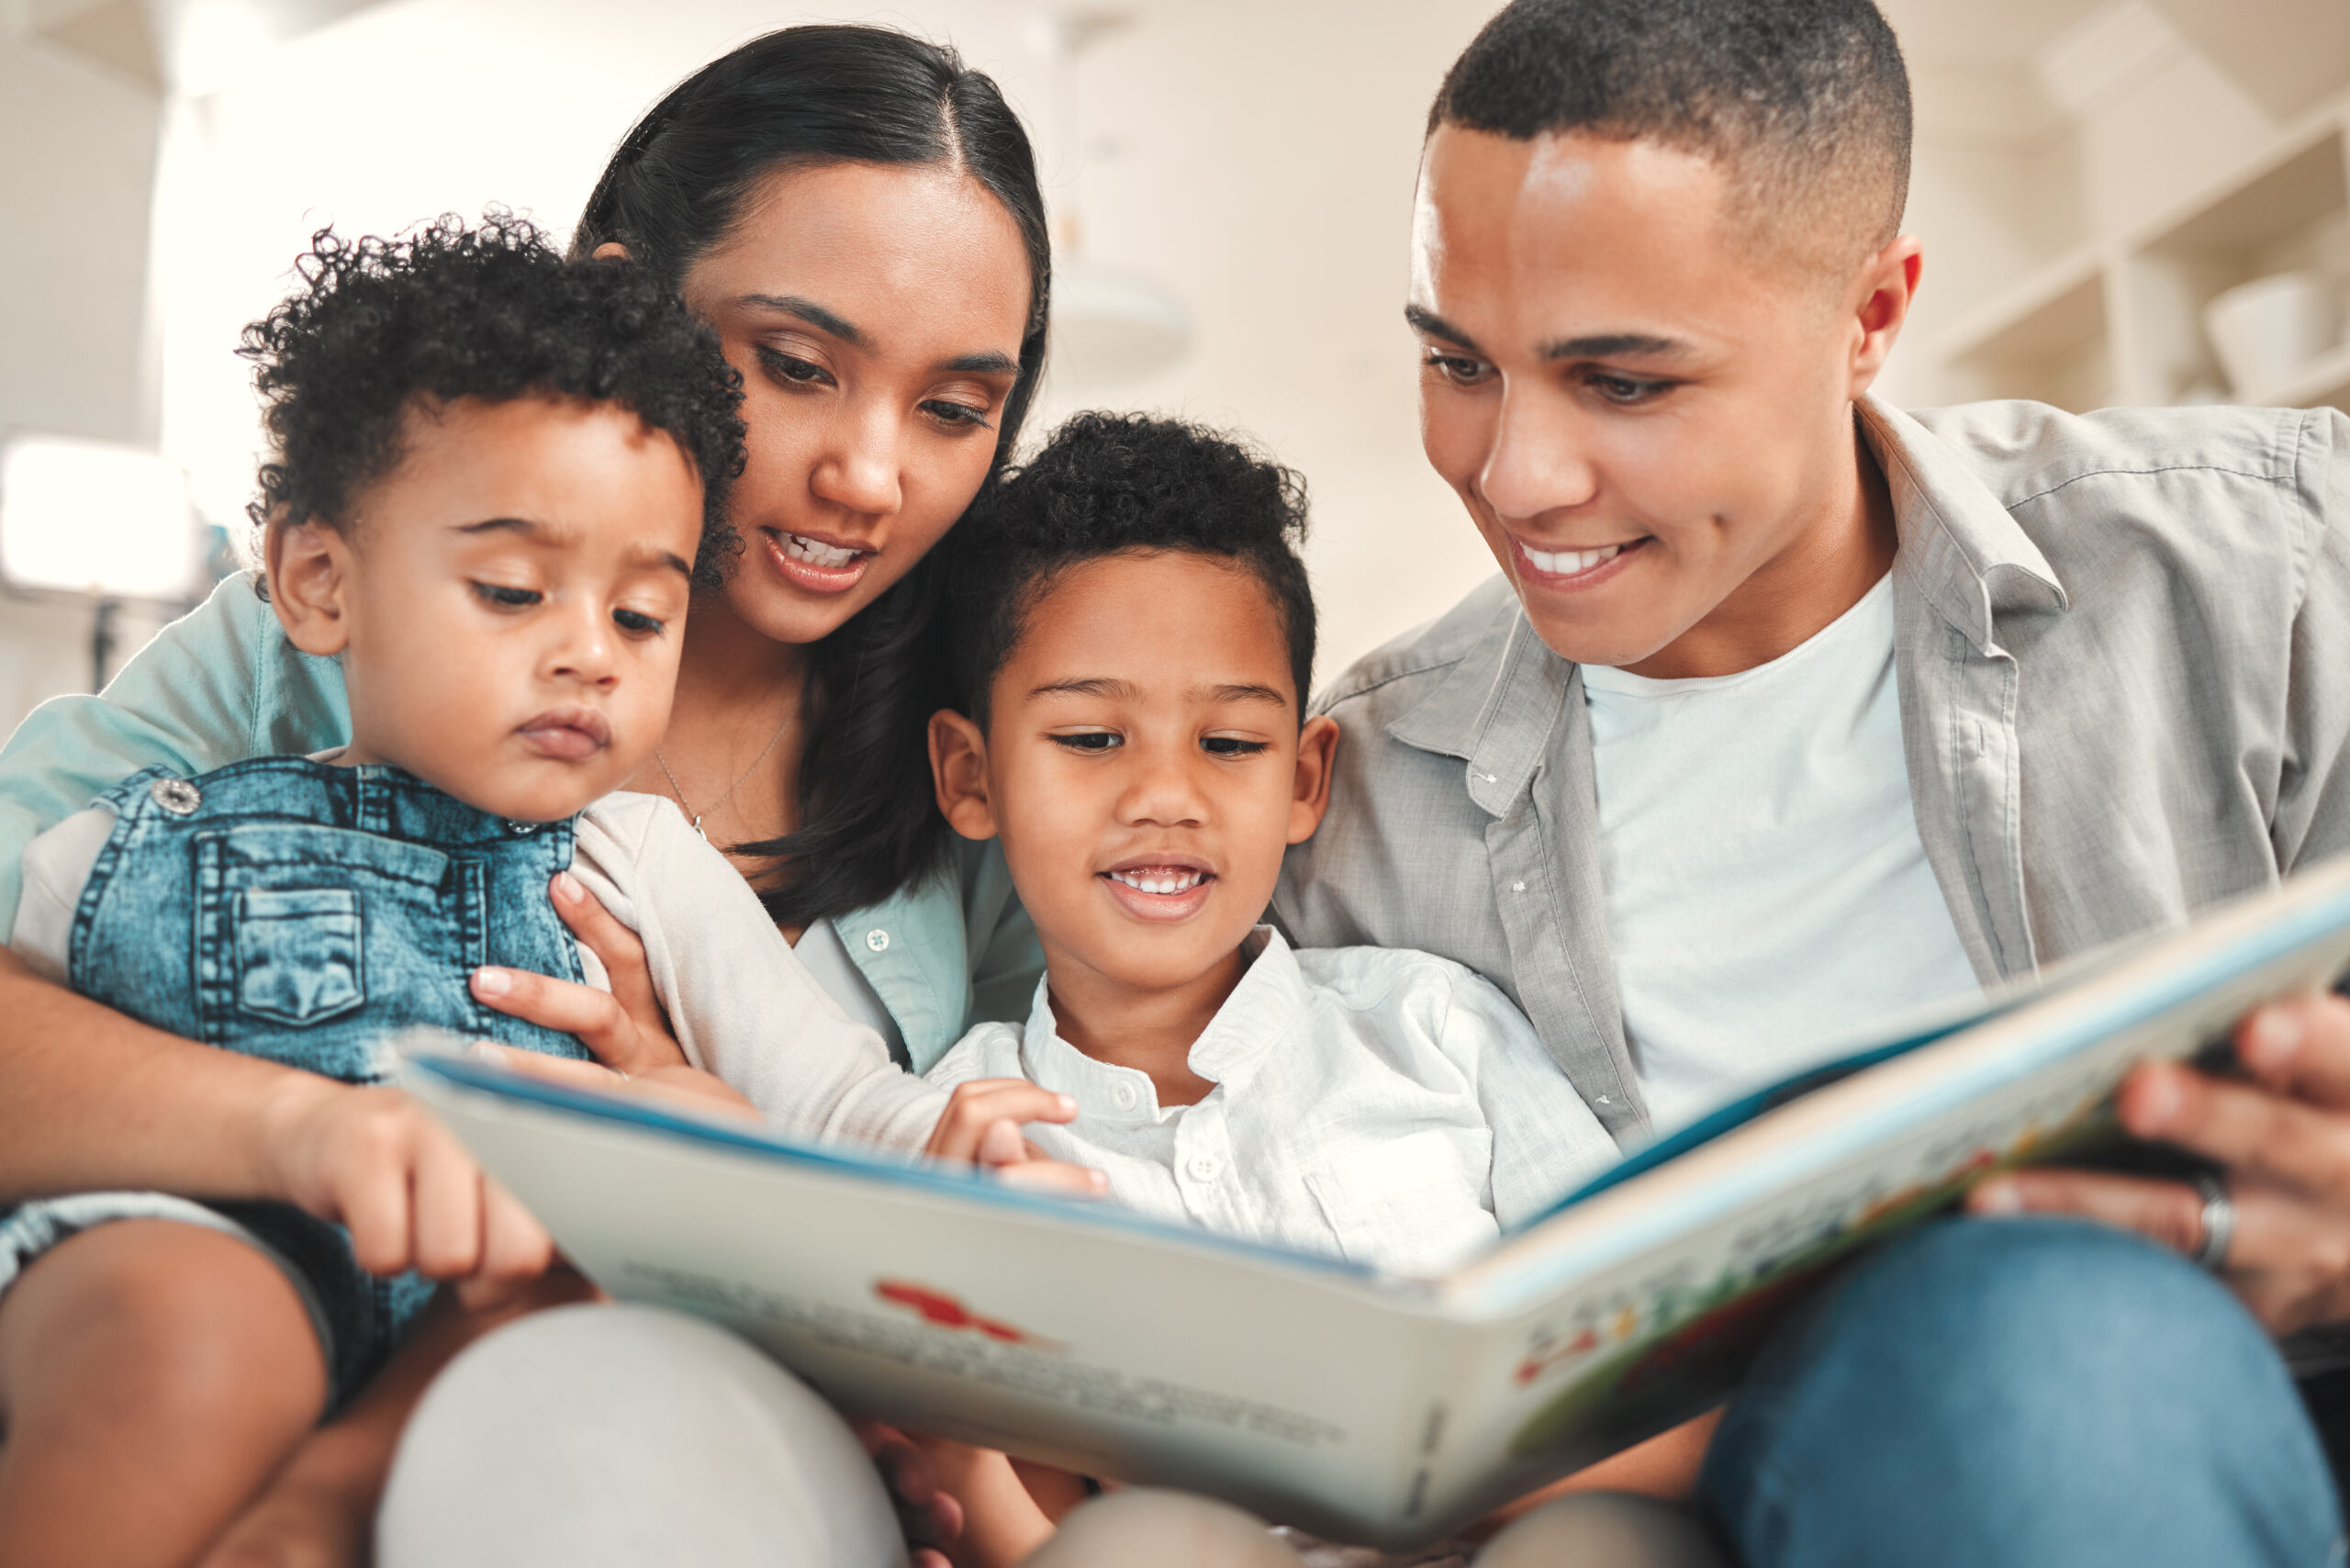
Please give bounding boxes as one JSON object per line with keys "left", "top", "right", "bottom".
{"left": 0, "top": 217, "right": 1044, "bottom": 1568}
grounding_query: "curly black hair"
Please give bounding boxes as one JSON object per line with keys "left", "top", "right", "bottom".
{"left": 240, "top": 211, "right": 746, "bottom": 586}
{"left": 946, "top": 412, "right": 1315, "bottom": 727}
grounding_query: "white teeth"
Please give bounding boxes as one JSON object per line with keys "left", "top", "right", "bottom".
{"left": 1112, "top": 868, "right": 1205, "bottom": 895}
{"left": 1523, "top": 542, "right": 1627, "bottom": 576}
{"left": 780, "top": 532, "right": 861, "bottom": 569}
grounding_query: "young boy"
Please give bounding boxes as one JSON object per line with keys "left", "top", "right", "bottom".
{"left": 0, "top": 217, "right": 1057, "bottom": 1568}
{"left": 923, "top": 410, "right": 1617, "bottom": 1276}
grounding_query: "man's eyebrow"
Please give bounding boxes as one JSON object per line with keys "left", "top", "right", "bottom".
{"left": 1540, "top": 333, "right": 1690, "bottom": 362}
{"left": 1030, "top": 677, "right": 1135, "bottom": 700}
{"left": 1203, "top": 683, "right": 1289, "bottom": 708}
{"left": 1404, "top": 304, "right": 1480, "bottom": 352}
{"left": 740, "top": 294, "right": 862, "bottom": 346}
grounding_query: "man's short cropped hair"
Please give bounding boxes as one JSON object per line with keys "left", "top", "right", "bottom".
{"left": 946, "top": 411, "right": 1316, "bottom": 727}
{"left": 1430, "top": 0, "right": 1912, "bottom": 274}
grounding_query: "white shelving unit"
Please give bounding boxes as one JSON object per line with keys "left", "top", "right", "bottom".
{"left": 1934, "top": 95, "right": 2350, "bottom": 413}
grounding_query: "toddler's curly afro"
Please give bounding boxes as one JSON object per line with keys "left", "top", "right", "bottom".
{"left": 240, "top": 211, "right": 745, "bottom": 586}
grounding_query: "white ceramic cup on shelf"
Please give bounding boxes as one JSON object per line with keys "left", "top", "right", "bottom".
{"left": 2203, "top": 271, "right": 2343, "bottom": 402}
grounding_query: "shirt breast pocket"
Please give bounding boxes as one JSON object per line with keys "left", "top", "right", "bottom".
{"left": 233, "top": 887, "right": 365, "bottom": 1026}
{"left": 1303, "top": 1126, "right": 1498, "bottom": 1277}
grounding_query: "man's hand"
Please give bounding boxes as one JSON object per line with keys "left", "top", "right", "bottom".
{"left": 254, "top": 1074, "right": 552, "bottom": 1298}
{"left": 468, "top": 872, "right": 692, "bottom": 1079}
{"left": 1972, "top": 992, "right": 2350, "bottom": 1333}
{"left": 926, "top": 1081, "right": 1108, "bottom": 1199}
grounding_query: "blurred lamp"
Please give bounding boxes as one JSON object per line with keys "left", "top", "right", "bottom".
{"left": 0, "top": 432, "right": 200, "bottom": 689}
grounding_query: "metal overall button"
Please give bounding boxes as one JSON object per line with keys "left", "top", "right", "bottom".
{"left": 151, "top": 778, "right": 202, "bottom": 815}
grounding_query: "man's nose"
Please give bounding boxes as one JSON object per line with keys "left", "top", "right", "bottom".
{"left": 1479, "top": 383, "right": 1601, "bottom": 522}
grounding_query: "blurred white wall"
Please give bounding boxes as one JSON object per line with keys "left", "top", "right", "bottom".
{"left": 5, "top": 0, "right": 2349, "bottom": 738}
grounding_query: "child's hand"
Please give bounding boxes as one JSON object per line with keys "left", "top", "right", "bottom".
{"left": 925, "top": 1081, "right": 1108, "bottom": 1198}
{"left": 255, "top": 1075, "right": 553, "bottom": 1290}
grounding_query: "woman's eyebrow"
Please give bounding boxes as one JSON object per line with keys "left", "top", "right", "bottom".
{"left": 941, "top": 350, "right": 1019, "bottom": 376}
{"left": 740, "top": 293, "right": 861, "bottom": 344}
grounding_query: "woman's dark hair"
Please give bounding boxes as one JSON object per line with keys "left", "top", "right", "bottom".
{"left": 575, "top": 24, "right": 1051, "bottom": 926}
{"left": 242, "top": 212, "right": 745, "bottom": 586}
{"left": 947, "top": 412, "right": 1315, "bottom": 725}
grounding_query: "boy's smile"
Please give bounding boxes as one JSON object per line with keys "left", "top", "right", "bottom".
{"left": 931, "top": 548, "right": 1337, "bottom": 1070}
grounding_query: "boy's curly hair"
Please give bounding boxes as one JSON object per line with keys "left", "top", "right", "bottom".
{"left": 946, "top": 411, "right": 1315, "bottom": 724}
{"left": 240, "top": 211, "right": 745, "bottom": 586}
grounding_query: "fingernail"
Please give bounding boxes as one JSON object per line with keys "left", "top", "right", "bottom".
{"left": 1973, "top": 1180, "right": 2025, "bottom": 1214}
{"left": 554, "top": 871, "right": 584, "bottom": 903}
{"left": 473, "top": 967, "right": 511, "bottom": 997}
{"left": 2121, "top": 1065, "right": 2184, "bottom": 1135}
{"left": 470, "top": 1041, "right": 502, "bottom": 1060}
{"left": 2244, "top": 1007, "right": 2307, "bottom": 1070}
{"left": 1056, "top": 1094, "right": 1077, "bottom": 1115}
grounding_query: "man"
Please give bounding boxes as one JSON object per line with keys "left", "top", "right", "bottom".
{"left": 1277, "top": 0, "right": 2350, "bottom": 1562}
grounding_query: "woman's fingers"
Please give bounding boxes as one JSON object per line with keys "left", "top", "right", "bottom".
{"left": 469, "top": 1040, "right": 629, "bottom": 1092}
{"left": 993, "top": 1157, "right": 1110, "bottom": 1197}
{"left": 549, "top": 874, "right": 660, "bottom": 1019}
{"left": 472, "top": 965, "right": 625, "bottom": 1042}
{"left": 2117, "top": 1058, "right": 2350, "bottom": 1206}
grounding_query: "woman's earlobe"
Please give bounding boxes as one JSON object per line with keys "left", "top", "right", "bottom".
{"left": 591, "top": 241, "right": 631, "bottom": 263}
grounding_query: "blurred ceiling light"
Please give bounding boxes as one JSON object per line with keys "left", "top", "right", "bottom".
{"left": 1035, "top": 6, "right": 1192, "bottom": 392}
{"left": 0, "top": 434, "right": 197, "bottom": 604}
{"left": 0, "top": 433, "right": 199, "bottom": 689}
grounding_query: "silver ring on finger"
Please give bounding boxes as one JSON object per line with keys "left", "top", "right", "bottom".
{"left": 2192, "top": 1171, "right": 2236, "bottom": 1272}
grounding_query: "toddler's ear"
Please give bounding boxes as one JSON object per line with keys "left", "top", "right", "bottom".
{"left": 1287, "top": 715, "right": 1340, "bottom": 845}
{"left": 928, "top": 710, "right": 1001, "bottom": 841}
{"left": 265, "top": 518, "right": 356, "bottom": 657}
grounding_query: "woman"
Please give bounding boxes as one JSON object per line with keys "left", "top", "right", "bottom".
{"left": 0, "top": 23, "right": 1048, "bottom": 1564}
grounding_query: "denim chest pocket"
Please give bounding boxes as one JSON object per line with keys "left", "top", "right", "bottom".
{"left": 233, "top": 887, "right": 366, "bottom": 1026}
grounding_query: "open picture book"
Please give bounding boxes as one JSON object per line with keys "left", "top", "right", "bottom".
{"left": 402, "top": 856, "right": 2350, "bottom": 1549}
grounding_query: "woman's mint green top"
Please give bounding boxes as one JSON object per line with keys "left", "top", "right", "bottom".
{"left": 0, "top": 577, "right": 1042, "bottom": 1071}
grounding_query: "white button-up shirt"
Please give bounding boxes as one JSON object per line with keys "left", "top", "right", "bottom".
{"left": 924, "top": 928, "right": 1617, "bottom": 1277}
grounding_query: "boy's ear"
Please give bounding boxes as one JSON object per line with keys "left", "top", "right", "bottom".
{"left": 265, "top": 517, "right": 357, "bottom": 657}
{"left": 1286, "top": 714, "right": 1340, "bottom": 846}
{"left": 928, "top": 710, "right": 1001, "bottom": 841}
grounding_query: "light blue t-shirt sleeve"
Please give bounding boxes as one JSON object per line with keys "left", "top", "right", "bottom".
{"left": 0, "top": 573, "right": 351, "bottom": 930}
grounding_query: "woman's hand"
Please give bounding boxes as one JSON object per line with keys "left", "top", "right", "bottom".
{"left": 469, "top": 1040, "right": 758, "bottom": 1121}
{"left": 1972, "top": 992, "right": 2350, "bottom": 1334}
{"left": 469, "top": 872, "right": 691, "bottom": 1078}
{"left": 925, "top": 1081, "right": 1108, "bottom": 1200}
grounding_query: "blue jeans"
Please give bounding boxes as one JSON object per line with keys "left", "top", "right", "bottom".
{"left": 1702, "top": 1216, "right": 2344, "bottom": 1567}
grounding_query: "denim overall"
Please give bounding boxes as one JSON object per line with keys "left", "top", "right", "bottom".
{"left": 39, "top": 757, "right": 592, "bottom": 1399}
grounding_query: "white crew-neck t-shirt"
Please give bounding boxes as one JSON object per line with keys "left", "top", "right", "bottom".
{"left": 1579, "top": 574, "right": 1982, "bottom": 1134}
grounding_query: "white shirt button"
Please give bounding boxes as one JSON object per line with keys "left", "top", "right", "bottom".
{"left": 1512, "top": 880, "right": 1527, "bottom": 893}
{"left": 1186, "top": 1154, "right": 1220, "bottom": 1182}
{"left": 1111, "top": 1082, "right": 1139, "bottom": 1111}
{"left": 864, "top": 929, "right": 890, "bottom": 953}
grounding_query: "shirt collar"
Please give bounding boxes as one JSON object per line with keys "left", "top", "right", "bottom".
{"left": 1859, "top": 395, "right": 2068, "bottom": 652}
{"left": 1016, "top": 926, "right": 1305, "bottom": 1117}
{"left": 1383, "top": 396, "right": 2071, "bottom": 792}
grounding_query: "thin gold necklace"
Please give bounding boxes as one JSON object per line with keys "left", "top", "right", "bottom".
{"left": 654, "top": 708, "right": 794, "bottom": 841}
